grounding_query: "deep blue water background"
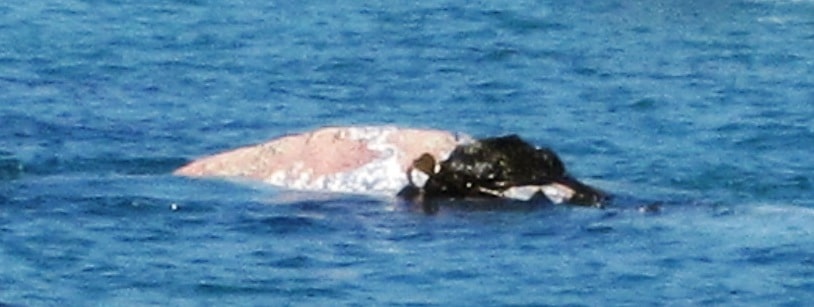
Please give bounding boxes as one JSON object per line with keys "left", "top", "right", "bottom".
{"left": 1, "top": 0, "right": 813, "bottom": 305}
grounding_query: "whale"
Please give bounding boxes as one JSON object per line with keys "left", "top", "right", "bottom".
{"left": 175, "top": 126, "right": 607, "bottom": 208}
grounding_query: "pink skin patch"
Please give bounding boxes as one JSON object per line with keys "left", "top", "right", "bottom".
{"left": 174, "top": 126, "right": 462, "bottom": 193}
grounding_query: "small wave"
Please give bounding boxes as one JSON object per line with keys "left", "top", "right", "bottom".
{"left": 751, "top": 203, "right": 814, "bottom": 217}
{"left": 266, "top": 255, "right": 312, "bottom": 269}
{"left": 195, "top": 282, "right": 346, "bottom": 299}
{"left": 230, "top": 214, "right": 337, "bottom": 236}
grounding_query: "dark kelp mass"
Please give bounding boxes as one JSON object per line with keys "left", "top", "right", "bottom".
{"left": 400, "top": 135, "right": 608, "bottom": 210}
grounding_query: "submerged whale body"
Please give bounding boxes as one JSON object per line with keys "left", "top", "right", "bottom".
{"left": 400, "top": 134, "right": 608, "bottom": 209}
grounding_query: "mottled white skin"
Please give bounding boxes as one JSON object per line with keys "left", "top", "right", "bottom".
{"left": 175, "top": 126, "right": 472, "bottom": 195}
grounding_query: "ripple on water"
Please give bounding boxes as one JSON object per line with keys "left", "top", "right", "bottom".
{"left": 22, "top": 156, "right": 189, "bottom": 177}
{"left": 1, "top": 0, "right": 813, "bottom": 305}
{"left": 0, "top": 155, "right": 23, "bottom": 181}
{"left": 194, "top": 281, "right": 349, "bottom": 301}
{"left": 229, "top": 214, "right": 337, "bottom": 236}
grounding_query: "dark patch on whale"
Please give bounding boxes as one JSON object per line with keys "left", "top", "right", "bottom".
{"left": 399, "top": 135, "right": 608, "bottom": 213}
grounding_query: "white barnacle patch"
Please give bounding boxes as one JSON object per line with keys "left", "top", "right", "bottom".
{"left": 266, "top": 170, "right": 287, "bottom": 185}
{"left": 310, "top": 175, "right": 326, "bottom": 191}
{"left": 293, "top": 170, "right": 311, "bottom": 188}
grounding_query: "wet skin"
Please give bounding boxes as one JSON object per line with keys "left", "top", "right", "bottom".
{"left": 400, "top": 135, "right": 608, "bottom": 211}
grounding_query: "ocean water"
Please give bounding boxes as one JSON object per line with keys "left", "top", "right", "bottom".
{"left": 1, "top": 0, "right": 813, "bottom": 305}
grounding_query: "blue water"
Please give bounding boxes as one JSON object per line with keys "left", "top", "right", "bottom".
{"left": 2, "top": 0, "right": 813, "bottom": 305}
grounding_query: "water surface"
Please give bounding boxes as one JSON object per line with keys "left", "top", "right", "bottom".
{"left": 1, "top": 0, "right": 813, "bottom": 305}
